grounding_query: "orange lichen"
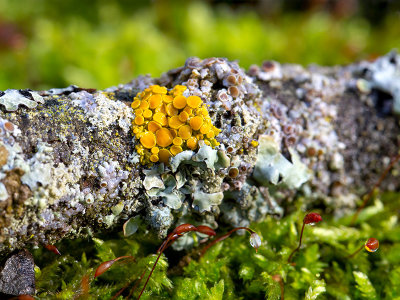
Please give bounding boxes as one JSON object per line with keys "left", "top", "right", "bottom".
{"left": 170, "top": 145, "right": 183, "bottom": 155}
{"left": 187, "top": 136, "right": 198, "bottom": 150}
{"left": 190, "top": 116, "right": 203, "bottom": 131}
{"left": 149, "top": 95, "right": 162, "bottom": 109}
{"left": 179, "top": 111, "right": 189, "bottom": 122}
{"left": 134, "top": 115, "right": 144, "bottom": 125}
{"left": 156, "top": 128, "right": 173, "bottom": 147}
{"left": 143, "top": 109, "right": 153, "bottom": 119}
{"left": 178, "top": 125, "right": 192, "bottom": 140}
{"left": 132, "top": 84, "right": 220, "bottom": 165}
{"left": 173, "top": 137, "right": 183, "bottom": 146}
{"left": 140, "top": 132, "right": 156, "bottom": 149}
{"left": 131, "top": 99, "right": 141, "bottom": 109}
{"left": 158, "top": 149, "right": 172, "bottom": 163}
{"left": 150, "top": 154, "right": 159, "bottom": 162}
{"left": 153, "top": 112, "right": 167, "bottom": 126}
{"left": 166, "top": 103, "right": 178, "bottom": 116}
{"left": 187, "top": 95, "right": 202, "bottom": 108}
{"left": 173, "top": 95, "right": 187, "bottom": 109}
{"left": 148, "top": 121, "right": 161, "bottom": 132}
{"left": 169, "top": 116, "right": 184, "bottom": 129}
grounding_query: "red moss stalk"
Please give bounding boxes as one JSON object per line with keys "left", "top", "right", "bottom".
{"left": 200, "top": 227, "right": 261, "bottom": 257}
{"left": 287, "top": 212, "right": 322, "bottom": 263}
{"left": 137, "top": 224, "right": 215, "bottom": 300}
{"left": 272, "top": 274, "right": 284, "bottom": 300}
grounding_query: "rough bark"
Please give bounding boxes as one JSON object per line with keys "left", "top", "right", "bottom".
{"left": 0, "top": 52, "right": 399, "bottom": 257}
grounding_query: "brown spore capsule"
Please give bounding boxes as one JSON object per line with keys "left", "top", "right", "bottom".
{"left": 100, "top": 181, "right": 108, "bottom": 188}
{"left": 226, "top": 75, "right": 237, "bottom": 85}
{"left": 228, "top": 167, "right": 239, "bottom": 178}
{"left": 228, "top": 86, "right": 239, "bottom": 98}
{"left": 262, "top": 61, "right": 275, "bottom": 72}
{"left": 227, "top": 146, "right": 234, "bottom": 153}
{"left": 283, "top": 124, "right": 294, "bottom": 135}
{"left": 4, "top": 122, "right": 14, "bottom": 132}
{"left": 285, "top": 135, "right": 297, "bottom": 147}
{"left": 307, "top": 147, "right": 317, "bottom": 157}
{"left": 248, "top": 64, "right": 260, "bottom": 76}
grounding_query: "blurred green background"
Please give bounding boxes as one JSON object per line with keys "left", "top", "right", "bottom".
{"left": 0, "top": 0, "right": 399, "bottom": 90}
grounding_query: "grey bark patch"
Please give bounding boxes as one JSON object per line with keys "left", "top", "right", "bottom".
{"left": 0, "top": 249, "right": 35, "bottom": 295}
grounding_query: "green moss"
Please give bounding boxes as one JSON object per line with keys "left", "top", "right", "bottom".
{"left": 31, "top": 191, "right": 400, "bottom": 299}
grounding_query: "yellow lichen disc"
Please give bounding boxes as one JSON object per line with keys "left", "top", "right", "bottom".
{"left": 151, "top": 85, "right": 167, "bottom": 94}
{"left": 143, "top": 109, "right": 153, "bottom": 119}
{"left": 151, "top": 146, "right": 160, "bottom": 154}
{"left": 158, "top": 149, "right": 172, "bottom": 163}
{"left": 140, "top": 131, "right": 156, "bottom": 149}
{"left": 153, "top": 112, "right": 167, "bottom": 126}
{"left": 178, "top": 125, "right": 192, "bottom": 140}
{"left": 187, "top": 136, "right": 198, "bottom": 150}
{"left": 156, "top": 128, "right": 173, "bottom": 147}
{"left": 155, "top": 103, "right": 166, "bottom": 114}
{"left": 131, "top": 99, "right": 141, "bottom": 109}
{"left": 173, "top": 95, "right": 187, "bottom": 109}
{"left": 140, "top": 100, "right": 149, "bottom": 110}
{"left": 134, "top": 115, "right": 144, "bottom": 125}
{"left": 162, "top": 95, "right": 173, "bottom": 103}
{"left": 150, "top": 154, "right": 159, "bottom": 162}
{"left": 169, "top": 116, "right": 184, "bottom": 129}
{"left": 173, "top": 137, "right": 183, "bottom": 146}
{"left": 166, "top": 103, "right": 178, "bottom": 117}
{"left": 179, "top": 111, "right": 189, "bottom": 122}
{"left": 190, "top": 116, "right": 203, "bottom": 131}
{"left": 149, "top": 94, "right": 162, "bottom": 109}
{"left": 187, "top": 96, "right": 202, "bottom": 108}
{"left": 206, "top": 131, "right": 215, "bottom": 139}
{"left": 148, "top": 121, "right": 161, "bottom": 133}
{"left": 170, "top": 145, "right": 183, "bottom": 155}
{"left": 200, "top": 124, "right": 210, "bottom": 134}
{"left": 184, "top": 107, "right": 193, "bottom": 116}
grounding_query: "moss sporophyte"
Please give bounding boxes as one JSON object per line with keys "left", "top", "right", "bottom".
{"left": 94, "top": 224, "right": 262, "bottom": 299}
{"left": 132, "top": 85, "right": 221, "bottom": 165}
{"left": 288, "top": 212, "right": 322, "bottom": 263}
{"left": 347, "top": 238, "right": 379, "bottom": 258}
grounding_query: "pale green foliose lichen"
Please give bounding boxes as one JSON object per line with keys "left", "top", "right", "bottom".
{"left": 0, "top": 89, "right": 44, "bottom": 111}
{"left": 253, "top": 135, "right": 311, "bottom": 189}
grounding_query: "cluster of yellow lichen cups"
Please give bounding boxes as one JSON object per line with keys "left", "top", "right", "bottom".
{"left": 132, "top": 85, "right": 220, "bottom": 164}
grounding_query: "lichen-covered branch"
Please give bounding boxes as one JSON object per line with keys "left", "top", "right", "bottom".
{"left": 0, "top": 52, "right": 399, "bottom": 256}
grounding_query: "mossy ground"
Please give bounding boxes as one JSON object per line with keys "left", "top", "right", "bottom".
{"left": 32, "top": 191, "right": 400, "bottom": 299}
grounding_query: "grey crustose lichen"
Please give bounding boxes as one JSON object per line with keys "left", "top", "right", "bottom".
{"left": 0, "top": 52, "right": 399, "bottom": 256}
